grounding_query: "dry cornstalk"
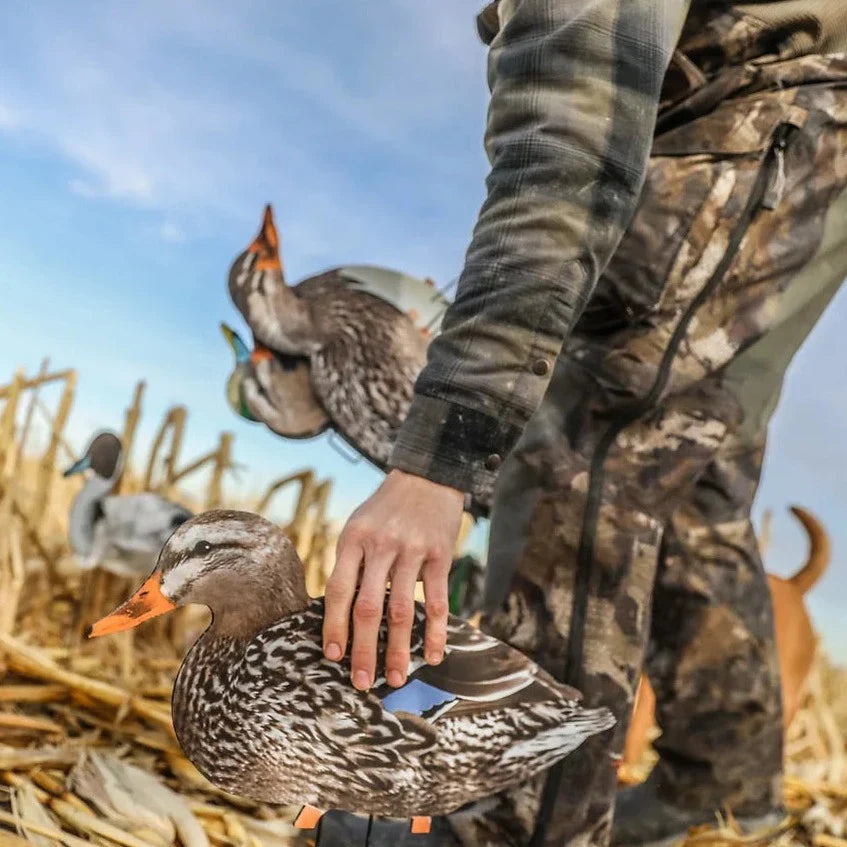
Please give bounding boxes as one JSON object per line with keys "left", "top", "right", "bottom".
{"left": 815, "top": 837, "right": 847, "bottom": 847}
{"left": 0, "top": 806, "right": 96, "bottom": 847}
{"left": 0, "top": 478, "right": 59, "bottom": 570}
{"left": 785, "top": 776, "right": 847, "bottom": 800}
{"left": 12, "top": 358, "right": 50, "bottom": 471}
{"left": 0, "top": 828, "right": 35, "bottom": 847}
{"left": 32, "top": 371, "right": 77, "bottom": 525}
{"left": 142, "top": 658, "right": 181, "bottom": 672}
{"left": 0, "top": 712, "right": 64, "bottom": 734}
{"left": 0, "top": 685, "right": 68, "bottom": 703}
{"left": 143, "top": 406, "right": 187, "bottom": 495}
{"left": 0, "top": 368, "right": 25, "bottom": 474}
{"left": 29, "top": 770, "right": 66, "bottom": 796}
{"left": 188, "top": 804, "right": 228, "bottom": 819}
{"left": 45, "top": 704, "right": 180, "bottom": 757}
{"left": 1, "top": 771, "right": 51, "bottom": 803}
{"left": 139, "top": 685, "right": 172, "bottom": 700}
{"left": 222, "top": 813, "right": 249, "bottom": 845}
{"left": 0, "top": 745, "right": 81, "bottom": 771}
{"left": 683, "top": 817, "right": 794, "bottom": 845}
{"left": 116, "top": 381, "right": 145, "bottom": 495}
{"left": 0, "top": 634, "right": 173, "bottom": 735}
{"left": 49, "top": 798, "right": 163, "bottom": 847}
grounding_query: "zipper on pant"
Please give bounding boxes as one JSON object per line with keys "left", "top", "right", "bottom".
{"left": 528, "top": 121, "right": 800, "bottom": 847}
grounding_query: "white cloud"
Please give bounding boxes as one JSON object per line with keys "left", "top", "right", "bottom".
{"left": 0, "top": 0, "right": 486, "bottom": 263}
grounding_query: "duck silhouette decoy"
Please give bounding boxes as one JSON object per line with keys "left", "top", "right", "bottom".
{"left": 88, "top": 510, "right": 614, "bottom": 832}
{"left": 64, "top": 431, "right": 193, "bottom": 578}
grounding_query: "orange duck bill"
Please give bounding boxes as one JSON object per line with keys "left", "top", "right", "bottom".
{"left": 250, "top": 341, "right": 274, "bottom": 365}
{"left": 86, "top": 572, "right": 176, "bottom": 637}
{"left": 247, "top": 204, "right": 282, "bottom": 272}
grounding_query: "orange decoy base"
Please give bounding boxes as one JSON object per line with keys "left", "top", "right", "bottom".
{"left": 293, "top": 807, "right": 431, "bottom": 835}
{"left": 294, "top": 805, "right": 325, "bottom": 829}
{"left": 411, "top": 817, "right": 432, "bottom": 834}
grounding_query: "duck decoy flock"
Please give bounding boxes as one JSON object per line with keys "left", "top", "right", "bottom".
{"left": 222, "top": 205, "right": 493, "bottom": 516}
{"left": 88, "top": 510, "right": 615, "bottom": 830}
{"left": 64, "top": 431, "right": 193, "bottom": 578}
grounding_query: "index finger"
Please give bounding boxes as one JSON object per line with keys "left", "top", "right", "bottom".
{"left": 322, "top": 532, "right": 364, "bottom": 661}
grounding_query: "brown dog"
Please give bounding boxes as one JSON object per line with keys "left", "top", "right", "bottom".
{"left": 621, "top": 506, "right": 830, "bottom": 777}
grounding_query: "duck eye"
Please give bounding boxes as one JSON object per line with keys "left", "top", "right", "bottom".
{"left": 193, "top": 541, "right": 212, "bottom": 557}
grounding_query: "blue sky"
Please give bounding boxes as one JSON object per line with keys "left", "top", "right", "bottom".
{"left": 1, "top": 2, "right": 844, "bottom": 660}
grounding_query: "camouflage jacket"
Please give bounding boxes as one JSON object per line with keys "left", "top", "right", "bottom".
{"left": 388, "top": 0, "right": 847, "bottom": 497}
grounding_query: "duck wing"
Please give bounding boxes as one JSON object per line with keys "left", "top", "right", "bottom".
{"left": 332, "top": 265, "right": 450, "bottom": 336}
{"left": 376, "top": 614, "right": 583, "bottom": 723}
{"left": 295, "top": 272, "right": 427, "bottom": 470}
{"left": 101, "top": 494, "right": 192, "bottom": 556}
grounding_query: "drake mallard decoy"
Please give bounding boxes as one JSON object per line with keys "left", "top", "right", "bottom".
{"left": 220, "top": 322, "right": 329, "bottom": 439}
{"left": 88, "top": 510, "right": 614, "bottom": 831}
{"left": 64, "top": 431, "right": 193, "bottom": 578}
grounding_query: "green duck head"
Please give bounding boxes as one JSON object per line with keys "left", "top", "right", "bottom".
{"left": 220, "top": 322, "right": 259, "bottom": 422}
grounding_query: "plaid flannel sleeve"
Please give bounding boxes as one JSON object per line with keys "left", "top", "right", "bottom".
{"left": 388, "top": 0, "right": 690, "bottom": 496}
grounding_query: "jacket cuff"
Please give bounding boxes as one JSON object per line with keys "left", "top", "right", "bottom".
{"left": 388, "top": 393, "right": 522, "bottom": 497}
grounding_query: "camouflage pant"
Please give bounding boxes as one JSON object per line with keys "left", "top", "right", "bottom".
{"left": 450, "top": 21, "right": 847, "bottom": 847}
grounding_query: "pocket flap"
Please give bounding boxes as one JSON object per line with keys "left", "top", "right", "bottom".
{"left": 654, "top": 99, "right": 808, "bottom": 156}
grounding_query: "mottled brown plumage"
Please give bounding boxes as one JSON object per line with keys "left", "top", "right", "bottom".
{"left": 89, "top": 511, "right": 614, "bottom": 819}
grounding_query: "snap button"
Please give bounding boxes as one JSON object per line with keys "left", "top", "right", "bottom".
{"left": 531, "top": 358, "right": 550, "bottom": 376}
{"left": 484, "top": 453, "right": 502, "bottom": 472}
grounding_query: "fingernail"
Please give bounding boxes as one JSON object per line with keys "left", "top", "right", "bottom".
{"left": 324, "top": 642, "right": 342, "bottom": 661}
{"left": 387, "top": 670, "right": 404, "bottom": 688}
{"left": 353, "top": 670, "right": 371, "bottom": 690}
{"left": 426, "top": 651, "right": 443, "bottom": 665}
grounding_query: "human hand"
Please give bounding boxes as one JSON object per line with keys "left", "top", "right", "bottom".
{"left": 322, "top": 469, "right": 465, "bottom": 691}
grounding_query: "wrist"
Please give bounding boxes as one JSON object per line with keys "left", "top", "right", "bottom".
{"left": 386, "top": 468, "right": 466, "bottom": 506}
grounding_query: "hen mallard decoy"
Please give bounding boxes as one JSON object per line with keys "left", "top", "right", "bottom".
{"left": 88, "top": 510, "right": 614, "bottom": 832}
{"left": 223, "top": 207, "right": 497, "bottom": 517}
{"left": 64, "top": 431, "right": 193, "bottom": 578}
{"left": 226, "top": 206, "right": 438, "bottom": 471}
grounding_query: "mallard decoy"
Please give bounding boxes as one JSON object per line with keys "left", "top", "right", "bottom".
{"left": 227, "top": 206, "right": 437, "bottom": 474}
{"left": 88, "top": 510, "right": 614, "bottom": 832}
{"left": 220, "top": 323, "right": 329, "bottom": 439}
{"left": 222, "top": 209, "right": 493, "bottom": 516}
{"left": 64, "top": 431, "right": 193, "bottom": 578}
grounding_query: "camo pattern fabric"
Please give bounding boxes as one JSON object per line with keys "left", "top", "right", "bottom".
{"left": 449, "top": 14, "right": 847, "bottom": 847}
{"left": 646, "top": 431, "right": 782, "bottom": 812}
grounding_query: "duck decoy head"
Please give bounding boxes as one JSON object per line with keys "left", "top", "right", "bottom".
{"left": 220, "top": 323, "right": 260, "bottom": 422}
{"left": 247, "top": 204, "right": 281, "bottom": 272}
{"left": 228, "top": 203, "right": 284, "bottom": 296}
{"left": 64, "top": 431, "right": 122, "bottom": 479}
{"left": 87, "top": 510, "right": 310, "bottom": 638}
{"left": 219, "top": 322, "right": 330, "bottom": 438}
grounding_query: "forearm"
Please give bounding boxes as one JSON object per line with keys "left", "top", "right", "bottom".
{"left": 390, "top": 0, "right": 690, "bottom": 494}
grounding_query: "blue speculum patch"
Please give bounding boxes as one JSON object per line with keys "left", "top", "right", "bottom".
{"left": 380, "top": 679, "right": 454, "bottom": 716}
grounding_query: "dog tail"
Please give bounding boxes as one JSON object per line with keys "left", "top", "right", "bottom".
{"left": 787, "top": 506, "right": 831, "bottom": 595}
